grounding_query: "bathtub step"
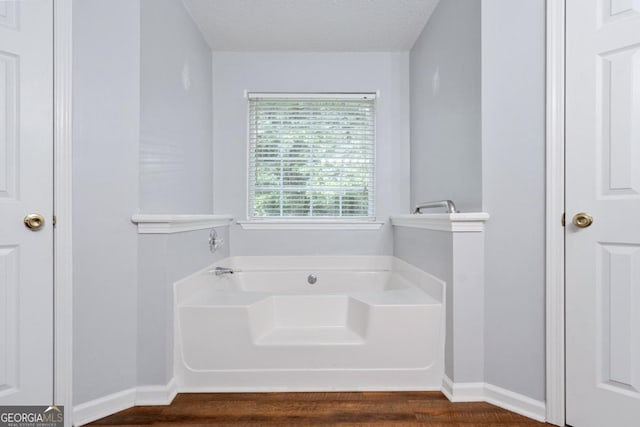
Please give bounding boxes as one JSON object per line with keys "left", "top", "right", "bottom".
{"left": 254, "top": 326, "right": 365, "bottom": 346}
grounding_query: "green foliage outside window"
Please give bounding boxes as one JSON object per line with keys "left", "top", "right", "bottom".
{"left": 249, "top": 97, "right": 375, "bottom": 219}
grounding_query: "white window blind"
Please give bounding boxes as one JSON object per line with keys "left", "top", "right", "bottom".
{"left": 248, "top": 93, "right": 376, "bottom": 220}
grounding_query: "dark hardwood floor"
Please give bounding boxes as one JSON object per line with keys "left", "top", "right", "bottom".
{"left": 87, "top": 392, "right": 550, "bottom": 426}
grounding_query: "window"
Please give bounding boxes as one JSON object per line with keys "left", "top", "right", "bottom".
{"left": 248, "top": 93, "right": 376, "bottom": 220}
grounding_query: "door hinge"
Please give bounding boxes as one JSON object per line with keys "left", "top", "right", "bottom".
{"left": 561, "top": 213, "right": 565, "bottom": 227}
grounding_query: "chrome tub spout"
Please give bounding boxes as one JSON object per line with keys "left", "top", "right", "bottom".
{"left": 413, "top": 200, "right": 457, "bottom": 214}
{"left": 214, "top": 266, "right": 234, "bottom": 276}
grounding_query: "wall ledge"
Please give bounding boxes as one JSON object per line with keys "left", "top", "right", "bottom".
{"left": 390, "top": 213, "right": 489, "bottom": 232}
{"left": 131, "top": 214, "right": 233, "bottom": 234}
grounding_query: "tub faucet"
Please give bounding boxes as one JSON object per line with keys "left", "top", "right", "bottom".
{"left": 413, "top": 199, "right": 457, "bottom": 214}
{"left": 214, "top": 267, "right": 234, "bottom": 276}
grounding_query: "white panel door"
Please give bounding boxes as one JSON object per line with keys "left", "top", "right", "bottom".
{"left": 566, "top": 0, "right": 640, "bottom": 426}
{"left": 0, "top": 0, "right": 53, "bottom": 404}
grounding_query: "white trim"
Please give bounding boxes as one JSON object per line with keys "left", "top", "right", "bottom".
{"left": 53, "top": 1, "right": 73, "bottom": 426}
{"left": 236, "top": 220, "right": 384, "bottom": 230}
{"left": 440, "top": 375, "right": 454, "bottom": 401}
{"left": 131, "top": 214, "right": 233, "bottom": 234}
{"left": 389, "top": 213, "right": 490, "bottom": 232}
{"left": 73, "top": 388, "right": 136, "bottom": 427}
{"left": 73, "top": 380, "right": 178, "bottom": 426}
{"left": 441, "top": 376, "right": 546, "bottom": 423}
{"left": 440, "top": 376, "right": 484, "bottom": 402}
{"left": 135, "top": 378, "right": 178, "bottom": 406}
{"left": 74, "top": 378, "right": 546, "bottom": 426}
{"left": 484, "top": 384, "right": 547, "bottom": 423}
{"left": 545, "top": 0, "right": 566, "bottom": 425}
{"left": 246, "top": 92, "right": 377, "bottom": 100}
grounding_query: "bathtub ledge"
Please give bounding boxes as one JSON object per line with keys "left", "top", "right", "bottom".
{"left": 390, "top": 213, "right": 489, "bottom": 232}
{"left": 131, "top": 214, "right": 233, "bottom": 234}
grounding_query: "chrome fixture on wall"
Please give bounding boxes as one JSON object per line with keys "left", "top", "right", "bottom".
{"left": 213, "top": 266, "right": 234, "bottom": 276}
{"left": 413, "top": 200, "right": 458, "bottom": 214}
{"left": 209, "top": 228, "right": 224, "bottom": 253}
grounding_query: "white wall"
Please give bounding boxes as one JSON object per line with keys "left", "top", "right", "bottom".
{"left": 139, "top": 0, "right": 213, "bottom": 214}
{"left": 402, "top": 0, "right": 482, "bottom": 385}
{"left": 394, "top": 226, "right": 486, "bottom": 386}
{"left": 135, "top": 0, "right": 218, "bottom": 388}
{"left": 212, "top": 52, "right": 410, "bottom": 255}
{"left": 73, "top": 0, "right": 218, "bottom": 405}
{"left": 72, "top": 0, "right": 140, "bottom": 405}
{"left": 409, "top": 0, "right": 482, "bottom": 212}
{"left": 481, "top": 0, "right": 546, "bottom": 402}
{"left": 402, "top": 0, "right": 546, "bottom": 404}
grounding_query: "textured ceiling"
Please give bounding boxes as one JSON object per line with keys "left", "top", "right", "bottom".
{"left": 182, "top": 0, "right": 440, "bottom": 51}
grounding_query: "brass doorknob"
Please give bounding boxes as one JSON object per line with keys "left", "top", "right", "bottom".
{"left": 24, "top": 214, "right": 45, "bottom": 231}
{"left": 572, "top": 212, "right": 593, "bottom": 228}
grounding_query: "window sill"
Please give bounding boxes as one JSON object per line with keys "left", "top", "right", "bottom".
{"left": 236, "top": 220, "right": 384, "bottom": 230}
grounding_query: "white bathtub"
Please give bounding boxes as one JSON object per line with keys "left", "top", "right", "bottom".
{"left": 174, "top": 256, "right": 445, "bottom": 391}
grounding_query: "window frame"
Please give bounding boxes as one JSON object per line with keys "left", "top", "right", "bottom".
{"left": 243, "top": 92, "right": 380, "bottom": 228}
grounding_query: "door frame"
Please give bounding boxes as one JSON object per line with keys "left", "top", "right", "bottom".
{"left": 53, "top": 0, "right": 73, "bottom": 424}
{"left": 546, "top": 0, "right": 566, "bottom": 425}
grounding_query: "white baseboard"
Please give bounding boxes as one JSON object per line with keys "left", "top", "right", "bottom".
{"left": 440, "top": 375, "right": 485, "bottom": 402}
{"left": 441, "top": 376, "right": 546, "bottom": 423}
{"left": 178, "top": 385, "right": 441, "bottom": 393}
{"left": 74, "top": 376, "right": 545, "bottom": 426}
{"left": 484, "top": 383, "right": 546, "bottom": 422}
{"left": 136, "top": 377, "right": 178, "bottom": 405}
{"left": 440, "top": 375, "right": 454, "bottom": 400}
{"left": 74, "top": 379, "right": 177, "bottom": 426}
{"left": 73, "top": 388, "right": 136, "bottom": 427}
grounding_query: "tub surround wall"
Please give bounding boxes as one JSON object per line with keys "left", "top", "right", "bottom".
{"left": 137, "top": 227, "right": 230, "bottom": 387}
{"left": 391, "top": 215, "right": 486, "bottom": 384}
{"left": 481, "top": 0, "right": 546, "bottom": 403}
{"left": 212, "top": 52, "right": 410, "bottom": 256}
{"left": 409, "top": 0, "right": 482, "bottom": 212}
{"left": 393, "top": 227, "right": 453, "bottom": 376}
{"left": 139, "top": 0, "right": 213, "bottom": 214}
{"left": 72, "top": 0, "right": 140, "bottom": 406}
